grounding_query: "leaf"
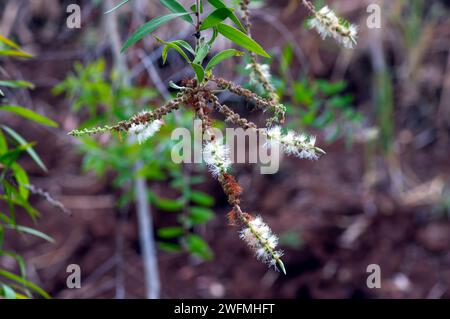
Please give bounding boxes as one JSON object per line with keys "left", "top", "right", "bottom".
{"left": 0, "top": 50, "right": 32, "bottom": 58}
{"left": 148, "top": 192, "right": 184, "bottom": 212}
{"left": 121, "top": 13, "right": 190, "bottom": 52}
{"left": 0, "top": 130, "right": 7, "bottom": 153}
{"left": 206, "top": 0, "right": 246, "bottom": 32}
{"left": 157, "top": 226, "right": 184, "bottom": 239}
{"left": 0, "top": 181, "right": 39, "bottom": 221}
{"left": 160, "top": 0, "right": 193, "bottom": 24}
{"left": 104, "top": 0, "right": 130, "bottom": 14}
{"left": 0, "top": 80, "right": 34, "bottom": 89}
{"left": 1, "top": 283, "right": 16, "bottom": 299}
{"left": 205, "top": 49, "right": 243, "bottom": 71}
{"left": 280, "top": 44, "right": 293, "bottom": 75}
{"left": 192, "top": 42, "right": 210, "bottom": 65}
{"left": 190, "top": 190, "right": 214, "bottom": 206}
{"left": 0, "top": 269, "right": 51, "bottom": 299}
{"left": 216, "top": 23, "right": 269, "bottom": 58}
{"left": 0, "top": 144, "right": 31, "bottom": 166}
{"left": 0, "top": 105, "right": 58, "bottom": 127}
{"left": 200, "top": 8, "right": 234, "bottom": 30}
{"left": 11, "top": 163, "right": 29, "bottom": 200}
{"left": 188, "top": 206, "right": 214, "bottom": 224}
{"left": 157, "top": 242, "right": 182, "bottom": 253}
{"left": 155, "top": 37, "right": 191, "bottom": 64}
{"left": 5, "top": 224, "right": 54, "bottom": 243}
{"left": 1, "top": 125, "right": 47, "bottom": 172}
{"left": 191, "top": 63, "right": 205, "bottom": 83}
{"left": 171, "top": 40, "right": 195, "bottom": 55}
{"left": 0, "top": 35, "right": 21, "bottom": 50}
{"left": 186, "top": 234, "right": 213, "bottom": 260}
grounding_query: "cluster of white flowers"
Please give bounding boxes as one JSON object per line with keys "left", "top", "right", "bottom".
{"left": 308, "top": 6, "right": 358, "bottom": 49}
{"left": 264, "top": 126, "right": 323, "bottom": 160}
{"left": 128, "top": 119, "right": 163, "bottom": 144}
{"left": 245, "top": 62, "right": 271, "bottom": 87}
{"left": 239, "top": 215, "right": 285, "bottom": 273}
{"left": 203, "top": 138, "right": 231, "bottom": 177}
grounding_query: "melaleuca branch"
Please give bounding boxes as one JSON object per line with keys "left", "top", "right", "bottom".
{"left": 67, "top": 0, "right": 358, "bottom": 274}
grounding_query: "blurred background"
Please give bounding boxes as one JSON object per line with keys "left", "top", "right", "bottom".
{"left": 1, "top": 0, "right": 450, "bottom": 298}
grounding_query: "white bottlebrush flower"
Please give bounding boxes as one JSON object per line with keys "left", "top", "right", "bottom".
{"left": 129, "top": 119, "right": 163, "bottom": 144}
{"left": 308, "top": 6, "right": 358, "bottom": 49}
{"left": 203, "top": 138, "right": 231, "bottom": 177}
{"left": 264, "top": 125, "right": 283, "bottom": 148}
{"left": 245, "top": 62, "right": 271, "bottom": 86}
{"left": 239, "top": 215, "right": 285, "bottom": 273}
{"left": 264, "top": 126, "right": 324, "bottom": 160}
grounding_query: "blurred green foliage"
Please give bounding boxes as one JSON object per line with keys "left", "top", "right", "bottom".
{"left": 54, "top": 59, "right": 215, "bottom": 261}
{"left": 0, "top": 35, "right": 53, "bottom": 299}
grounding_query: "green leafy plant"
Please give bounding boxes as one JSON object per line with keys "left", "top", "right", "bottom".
{"left": 0, "top": 35, "right": 55, "bottom": 299}
{"left": 68, "top": 0, "right": 358, "bottom": 274}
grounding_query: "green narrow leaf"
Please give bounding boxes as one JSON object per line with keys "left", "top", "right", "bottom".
{"left": 216, "top": 23, "right": 269, "bottom": 58}
{"left": 200, "top": 8, "right": 234, "bottom": 30}
{"left": 0, "top": 35, "right": 21, "bottom": 50}
{"left": 0, "top": 80, "right": 35, "bottom": 89}
{"left": 1, "top": 181, "right": 39, "bottom": 221}
{"left": 155, "top": 37, "right": 191, "bottom": 64}
{"left": 157, "top": 226, "right": 184, "bottom": 239}
{"left": 207, "top": 27, "right": 219, "bottom": 46}
{"left": 104, "top": 0, "right": 130, "bottom": 14}
{"left": 172, "top": 40, "right": 195, "bottom": 55}
{"left": 188, "top": 206, "right": 214, "bottom": 224}
{"left": 0, "top": 105, "right": 58, "bottom": 127}
{"left": 160, "top": 0, "right": 193, "bottom": 24}
{"left": 191, "top": 63, "right": 205, "bottom": 83}
{"left": 11, "top": 163, "right": 29, "bottom": 200}
{"left": 1, "top": 283, "right": 16, "bottom": 299}
{"left": 186, "top": 234, "right": 213, "bottom": 260}
{"left": 148, "top": 192, "right": 185, "bottom": 212}
{"left": 192, "top": 42, "right": 210, "bottom": 65}
{"left": 0, "top": 130, "right": 7, "bottom": 153}
{"left": 0, "top": 50, "right": 32, "bottom": 58}
{"left": 206, "top": 0, "right": 246, "bottom": 32}
{"left": 0, "top": 144, "right": 32, "bottom": 165}
{"left": 189, "top": 190, "right": 215, "bottom": 206}
{"left": 205, "top": 48, "right": 244, "bottom": 71}
{"left": 1, "top": 125, "right": 47, "bottom": 172}
{"left": 0, "top": 269, "right": 51, "bottom": 299}
{"left": 121, "top": 13, "right": 190, "bottom": 52}
{"left": 157, "top": 242, "right": 183, "bottom": 253}
{"left": 5, "top": 225, "right": 54, "bottom": 243}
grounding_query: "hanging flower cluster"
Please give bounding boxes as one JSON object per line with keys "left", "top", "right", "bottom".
{"left": 264, "top": 126, "right": 325, "bottom": 160}
{"left": 302, "top": 1, "right": 358, "bottom": 49}
{"left": 203, "top": 138, "right": 232, "bottom": 177}
{"left": 246, "top": 62, "right": 271, "bottom": 87}
{"left": 239, "top": 215, "right": 285, "bottom": 273}
{"left": 128, "top": 119, "right": 163, "bottom": 144}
